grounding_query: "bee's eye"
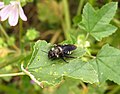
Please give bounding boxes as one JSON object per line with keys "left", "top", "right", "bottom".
{"left": 48, "top": 51, "right": 54, "bottom": 58}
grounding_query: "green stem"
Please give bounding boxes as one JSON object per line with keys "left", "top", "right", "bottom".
{"left": 0, "top": 72, "right": 25, "bottom": 77}
{"left": 0, "top": 24, "right": 19, "bottom": 51}
{"left": 61, "top": 19, "right": 67, "bottom": 39}
{"left": 77, "top": 0, "right": 84, "bottom": 15}
{"left": 63, "top": 0, "right": 71, "bottom": 30}
{"left": 19, "top": 19, "right": 23, "bottom": 52}
{"left": 83, "top": 33, "right": 90, "bottom": 48}
{"left": 50, "top": 30, "right": 61, "bottom": 44}
{"left": 80, "top": 81, "right": 88, "bottom": 93}
{"left": 0, "top": 24, "right": 9, "bottom": 39}
{"left": 113, "top": 18, "right": 120, "bottom": 28}
{"left": 62, "top": 0, "right": 71, "bottom": 40}
{"left": 85, "top": 33, "right": 90, "bottom": 41}
{"left": 84, "top": 54, "right": 96, "bottom": 59}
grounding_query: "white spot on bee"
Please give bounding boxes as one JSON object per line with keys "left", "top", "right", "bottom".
{"left": 58, "top": 46, "right": 63, "bottom": 52}
{"left": 56, "top": 54, "right": 59, "bottom": 57}
{"left": 67, "top": 51, "right": 71, "bottom": 54}
{"left": 51, "top": 48, "right": 54, "bottom": 50}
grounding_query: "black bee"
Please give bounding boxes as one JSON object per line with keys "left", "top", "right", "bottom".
{"left": 48, "top": 44, "right": 77, "bottom": 63}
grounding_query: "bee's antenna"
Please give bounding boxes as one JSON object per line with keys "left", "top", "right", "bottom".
{"left": 41, "top": 50, "right": 47, "bottom": 54}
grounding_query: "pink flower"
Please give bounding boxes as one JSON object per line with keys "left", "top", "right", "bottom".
{"left": 0, "top": 1, "right": 27, "bottom": 26}
{"left": 0, "top": 2, "right": 4, "bottom": 8}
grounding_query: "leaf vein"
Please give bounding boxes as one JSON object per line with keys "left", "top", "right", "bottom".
{"left": 90, "top": 5, "right": 115, "bottom": 32}
{"left": 98, "top": 58, "right": 120, "bottom": 77}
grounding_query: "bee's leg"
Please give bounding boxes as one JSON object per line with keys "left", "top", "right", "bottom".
{"left": 51, "top": 58, "right": 56, "bottom": 61}
{"left": 61, "top": 57, "right": 69, "bottom": 63}
{"left": 64, "top": 55, "right": 76, "bottom": 58}
{"left": 41, "top": 50, "right": 47, "bottom": 54}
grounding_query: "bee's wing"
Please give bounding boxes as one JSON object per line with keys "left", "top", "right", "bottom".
{"left": 61, "top": 45, "right": 77, "bottom": 54}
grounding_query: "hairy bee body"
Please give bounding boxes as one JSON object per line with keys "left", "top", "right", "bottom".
{"left": 48, "top": 44, "right": 77, "bottom": 62}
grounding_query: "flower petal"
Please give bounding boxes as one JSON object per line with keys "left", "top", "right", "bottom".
{"left": 19, "top": 3, "right": 27, "bottom": 21}
{"left": 0, "top": 2, "right": 4, "bottom": 9}
{"left": 0, "top": 5, "right": 11, "bottom": 21}
{"left": 8, "top": 5, "right": 19, "bottom": 26}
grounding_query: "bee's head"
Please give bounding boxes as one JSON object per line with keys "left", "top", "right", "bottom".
{"left": 48, "top": 50, "right": 55, "bottom": 58}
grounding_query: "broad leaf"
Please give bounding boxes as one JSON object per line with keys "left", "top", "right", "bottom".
{"left": 79, "top": 2, "right": 117, "bottom": 41}
{"left": 54, "top": 77, "right": 82, "bottom": 94}
{"left": 28, "top": 40, "right": 98, "bottom": 85}
{"left": 90, "top": 44, "right": 120, "bottom": 85}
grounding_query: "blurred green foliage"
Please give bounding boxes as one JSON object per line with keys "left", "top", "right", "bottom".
{"left": 26, "top": 28, "right": 39, "bottom": 41}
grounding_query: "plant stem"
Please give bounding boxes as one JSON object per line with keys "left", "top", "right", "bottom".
{"left": 113, "top": 18, "right": 120, "bottom": 28}
{"left": 50, "top": 30, "right": 61, "bottom": 44}
{"left": 61, "top": 19, "right": 68, "bottom": 39}
{"left": 21, "top": 62, "right": 43, "bottom": 88}
{"left": 84, "top": 54, "right": 96, "bottom": 59}
{"left": 85, "top": 33, "right": 89, "bottom": 41}
{"left": 82, "top": 33, "right": 90, "bottom": 48}
{"left": 0, "top": 24, "right": 9, "bottom": 39}
{"left": 19, "top": 19, "right": 23, "bottom": 52}
{"left": 80, "top": 81, "right": 88, "bottom": 94}
{"left": 77, "top": 0, "right": 84, "bottom": 15}
{"left": 62, "top": 0, "right": 71, "bottom": 40}
{"left": 0, "top": 24, "right": 19, "bottom": 51}
{"left": 63, "top": 0, "right": 71, "bottom": 30}
{"left": 0, "top": 72, "right": 25, "bottom": 77}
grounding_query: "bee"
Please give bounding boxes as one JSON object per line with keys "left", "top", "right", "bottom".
{"left": 48, "top": 44, "right": 77, "bottom": 63}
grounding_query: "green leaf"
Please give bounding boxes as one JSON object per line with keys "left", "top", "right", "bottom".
{"left": 73, "top": 15, "right": 82, "bottom": 26}
{"left": 79, "top": 2, "right": 118, "bottom": 41}
{"left": 28, "top": 40, "right": 98, "bottom": 85}
{"left": 54, "top": 77, "right": 81, "bottom": 94}
{"left": 90, "top": 44, "right": 120, "bottom": 85}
